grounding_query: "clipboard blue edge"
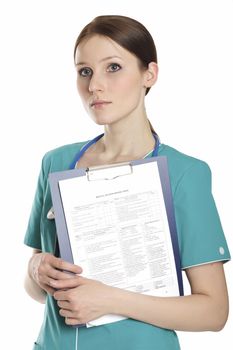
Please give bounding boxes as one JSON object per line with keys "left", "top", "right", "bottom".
{"left": 49, "top": 168, "right": 87, "bottom": 328}
{"left": 131, "top": 156, "right": 184, "bottom": 296}
{"left": 158, "top": 157, "right": 184, "bottom": 296}
{"left": 49, "top": 168, "right": 86, "bottom": 264}
{"left": 49, "top": 156, "right": 184, "bottom": 301}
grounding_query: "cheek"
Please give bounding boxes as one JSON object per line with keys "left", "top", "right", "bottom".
{"left": 76, "top": 80, "right": 88, "bottom": 100}
{"left": 111, "top": 74, "right": 142, "bottom": 95}
{"left": 76, "top": 79, "right": 83, "bottom": 93}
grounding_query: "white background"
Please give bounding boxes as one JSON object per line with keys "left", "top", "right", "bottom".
{"left": 0, "top": 0, "right": 232, "bottom": 348}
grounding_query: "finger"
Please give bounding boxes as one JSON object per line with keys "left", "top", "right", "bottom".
{"left": 57, "top": 300, "right": 70, "bottom": 309}
{"left": 65, "top": 317, "right": 82, "bottom": 326}
{"left": 36, "top": 269, "right": 59, "bottom": 288}
{"left": 53, "top": 290, "right": 69, "bottom": 301}
{"left": 50, "top": 276, "right": 84, "bottom": 290}
{"left": 47, "top": 268, "right": 78, "bottom": 281}
{"left": 59, "top": 308, "right": 74, "bottom": 318}
{"left": 52, "top": 258, "right": 82, "bottom": 274}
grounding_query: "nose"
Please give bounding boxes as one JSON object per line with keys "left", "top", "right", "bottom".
{"left": 88, "top": 72, "right": 105, "bottom": 93}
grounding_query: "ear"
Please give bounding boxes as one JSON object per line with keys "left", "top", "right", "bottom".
{"left": 143, "top": 62, "right": 159, "bottom": 88}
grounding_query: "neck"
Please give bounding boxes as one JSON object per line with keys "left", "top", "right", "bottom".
{"left": 98, "top": 114, "right": 156, "bottom": 159}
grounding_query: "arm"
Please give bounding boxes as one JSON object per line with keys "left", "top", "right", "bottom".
{"left": 112, "top": 261, "right": 229, "bottom": 331}
{"left": 24, "top": 248, "right": 82, "bottom": 304}
{"left": 53, "top": 261, "right": 229, "bottom": 331}
{"left": 24, "top": 249, "right": 47, "bottom": 304}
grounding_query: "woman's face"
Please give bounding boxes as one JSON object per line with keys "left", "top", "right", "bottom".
{"left": 75, "top": 35, "right": 153, "bottom": 126}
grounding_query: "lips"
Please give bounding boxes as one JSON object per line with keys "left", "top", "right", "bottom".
{"left": 90, "top": 100, "right": 112, "bottom": 107}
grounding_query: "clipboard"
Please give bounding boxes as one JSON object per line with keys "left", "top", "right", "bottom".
{"left": 49, "top": 156, "right": 183, "bottom": 327}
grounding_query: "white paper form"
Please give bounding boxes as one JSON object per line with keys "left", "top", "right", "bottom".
{"left": 58, "top": 161, "right": 180, "bottom": 327}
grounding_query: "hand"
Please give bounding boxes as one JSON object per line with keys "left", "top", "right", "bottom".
{"left": 53, "top": 276, "right": 115, "bottom": 325}
{"left": 28, "top": 252, "right": 82, "bottom": 295}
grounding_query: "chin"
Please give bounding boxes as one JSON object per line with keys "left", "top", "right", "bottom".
{"left": 90, "top": 115, "right": 116, "bottom": 126}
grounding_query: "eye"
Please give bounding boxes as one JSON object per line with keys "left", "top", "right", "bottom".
{"left": 78, "top": 67, "right": 92, "bottom": 77}
{"left": 107, "top": 63, "right": 121, "bottom": 73}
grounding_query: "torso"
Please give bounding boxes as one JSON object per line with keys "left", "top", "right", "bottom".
{"left": 27, "top": 141, "right": 227, "bottom": 350}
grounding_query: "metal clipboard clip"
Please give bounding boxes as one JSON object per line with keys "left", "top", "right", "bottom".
{"left": 86, "top": 162, "right": 133, "bottom": 181}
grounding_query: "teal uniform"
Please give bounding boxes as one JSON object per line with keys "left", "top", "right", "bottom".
{"left": 24, "top": 141, "right": 230, "bottom": 349}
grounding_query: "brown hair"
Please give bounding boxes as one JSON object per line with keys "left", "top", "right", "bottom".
{"left": 74, "top": 15, "right": 158, "bottom": 135}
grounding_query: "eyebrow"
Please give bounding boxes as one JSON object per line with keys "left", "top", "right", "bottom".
{"left": 76, "top": 55, "right": 123, "bottom": 66}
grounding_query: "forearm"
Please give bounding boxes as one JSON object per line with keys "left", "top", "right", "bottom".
{"left": 24, "top": 272, "right": 46, "bottom": 304}
{"left": 24, "top": 253, "right": 46, "bottom": 304}
{"left": 24, "top": 250, "right": 83, "bottom": 304}
{"left": 110, "top": 288, "right": 227, "bottom": 332}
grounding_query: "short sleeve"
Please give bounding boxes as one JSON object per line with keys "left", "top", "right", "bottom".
{"left": 174, "top": 161, "right": 231, "bottom": 269}
{"left": 24, "top": 157, "right": 45, "bottom": 250}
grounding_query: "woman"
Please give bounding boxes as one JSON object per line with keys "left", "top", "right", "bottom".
{"left": 24, "top": 15, "right": 230, "bottom": 349}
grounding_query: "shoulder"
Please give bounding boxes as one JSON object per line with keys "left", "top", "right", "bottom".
{"left": 41, "top": 141, "right": 87, "bottom": 173}
{"left": 159, "top": 143, "right": 209, "bottom": 169}
{"left": 159, "top": 144, "right": 212, "bottom": 194}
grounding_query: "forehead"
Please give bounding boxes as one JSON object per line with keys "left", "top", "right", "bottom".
{"left": 75, "top": 35, "right": 136, "bottom": 65}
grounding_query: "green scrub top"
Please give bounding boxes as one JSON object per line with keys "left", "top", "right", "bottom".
{"left": 24, "top": 141, "right": 230, "bottom": 350}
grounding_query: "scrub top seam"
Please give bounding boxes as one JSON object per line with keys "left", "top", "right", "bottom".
{"left": 182, "top": 257, "right": 231, "bottom": 270}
